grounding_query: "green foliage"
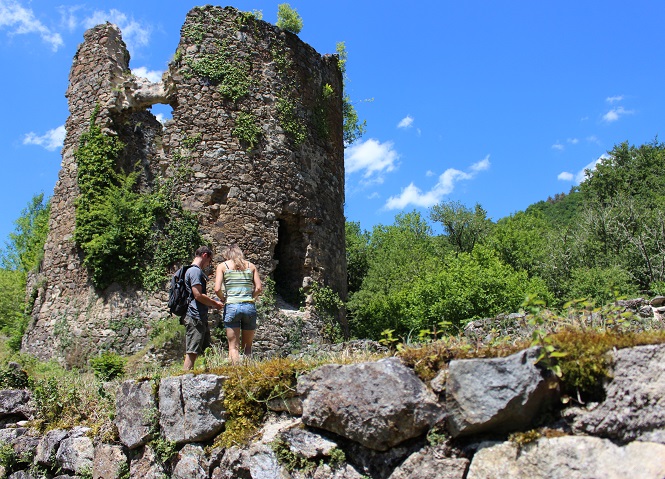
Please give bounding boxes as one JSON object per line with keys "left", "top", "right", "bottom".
{"left": 277, "top": 98, "right": 306, "bottom": 145}
{"left": 276, "top": 3, "right": 303, "bottom": 34}
{"left": 336, "top": 42, "right": 367, "bottom": 146}
{"left": 185, "top": 43, "right": 252, "bottom": 102}
{"left": 430, "top": 200, "right": 492, "bottom": 253}
{"left": 0, "top": 269, "right": 28, "bottom": 341}
{"left": 74, "top": 107, "right": 202, "bottom": 291}
{"left": 0, "top": 363, "right": 29, "bottom": 389}
{"left": 525, "top": 187, "right": 583, "bottom": 228}
{"left": 271, "top": 437, "right": 317, "bottom": 473}
{"left": 232, "top": 111, "right": 262, "bottom": 150}
{"left": 0, "top": 441, "right": 16, "bottom": 469}
{"left": 89, "top": 352, "right": 126, "bottom": 381}
{"left": 1, "top": 193, "right": 50, "bottom": 273}
{"left": 311, "top": 283, "right": 344, "bottom": 342}
{"left": 345, "top": 221, "right": 371, "bottom": 294}
{"left": 150, "top": 436, "right": 177, "bottom": 465}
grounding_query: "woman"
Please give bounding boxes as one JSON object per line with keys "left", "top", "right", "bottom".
{"left": 214, "top": 244, "right": 263, "bottom": 364}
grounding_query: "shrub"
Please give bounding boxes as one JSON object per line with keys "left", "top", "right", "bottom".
{"left": 276, "top": 4, "right": 303, "bottom": 34}
{"left": 89, "top": 352, "right": 126, "bottom": 381}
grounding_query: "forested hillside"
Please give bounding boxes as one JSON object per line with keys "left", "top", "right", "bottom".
{"left": 346, "top": 140, "right": 665, "bottom": 339}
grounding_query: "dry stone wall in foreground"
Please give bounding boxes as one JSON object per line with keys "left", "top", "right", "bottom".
{"left": 1, "top": 343, "right": 664, "bottom": 478}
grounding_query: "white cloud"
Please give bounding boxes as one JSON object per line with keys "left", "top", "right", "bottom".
{"left": 0, "top": 0, "right": 63, "bottom": 51}
{"left": 552, "top": 142, "right": 564, "bottom": 151}
{"left": 132, "top": 66, "right": 163, "bottom": 83}
{"left": 83, "top": 9, "right": 151, "bottom": 53}
{"left": 345, "top": 138, "right": 399, "bottom": 185}
{"left": 397, "top": 115, "right": 414, "bottom": 129}
{"left": 23, "top": 125, "right": 66, "bottom": 151}
{"left": 425, "top": 170, "right": 435, "bottom": 177}
{"left": 558, "top": 154, "right": 608, "bottom": 184}
{"left": 384, "top": 155, "right": 490, "bottom": 210}
{"left": 567, "top": 138, "right": 579, "bottom": 145}
{"left": 606, "top": 95, "right": 624, "bottom": 103}
{"left": 603, "top": 106, "right": 634, "bottom": 123}
{"left": 586, "top": 135, "right": 600, "bottom": 144}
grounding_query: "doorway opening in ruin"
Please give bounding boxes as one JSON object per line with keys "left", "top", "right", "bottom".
{"left": 273, "top": 214, "right": 307, "bottom": 305}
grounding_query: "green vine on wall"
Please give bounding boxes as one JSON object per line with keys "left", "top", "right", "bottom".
{"left": 74, "top": 107, "right": 203, "bottom": 291}
{"left": 232, "top": 111, "right": 262, "bottom": 151}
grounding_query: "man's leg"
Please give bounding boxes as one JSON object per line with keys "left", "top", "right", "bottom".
{"left": 184, "top": 353, "right": 197, "bottom": 370}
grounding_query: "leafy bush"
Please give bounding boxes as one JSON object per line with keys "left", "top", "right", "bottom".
{"left": 276, "top": 3, "right": 303, "bottom": 34}
{"left": 89, "top": 352, "right": 126, "bottom": 381}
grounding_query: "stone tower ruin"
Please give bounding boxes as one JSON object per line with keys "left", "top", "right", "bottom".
{"left": 22, "top": 6, "right": 347, "bottom": 365}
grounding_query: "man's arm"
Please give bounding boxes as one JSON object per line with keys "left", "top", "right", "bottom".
{"left": 192, "top": 284, "right": 224, "bottom": 309}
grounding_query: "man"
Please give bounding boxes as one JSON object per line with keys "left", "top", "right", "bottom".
{"left": 183, "top": 246, "right": 224, "bottom": 370}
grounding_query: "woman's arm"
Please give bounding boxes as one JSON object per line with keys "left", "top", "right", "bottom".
{"left": 214, "top": 262, "right": 226, "bottom": 301}
{"left": 251, "top": 263, "right": 263, "bottom": 299}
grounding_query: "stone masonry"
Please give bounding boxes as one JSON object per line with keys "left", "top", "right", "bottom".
{"left": 22, "top": 6, "right": 346, "bottom": 365}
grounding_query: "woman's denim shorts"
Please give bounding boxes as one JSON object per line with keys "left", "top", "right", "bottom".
{"left": 223, "top": 302, "right": 257, "bottom": 330}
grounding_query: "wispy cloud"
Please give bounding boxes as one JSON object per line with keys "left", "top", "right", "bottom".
{"left": 345, "top": 138, "right": 400, "bottom": 186}
{"left": 132, "top": 66, "right": 163, "bottom": 83}
{"left": 23, "top": 125, "right": 66, "bottom": 151}
{"left": 558, "top": 154, "right": 608, "bottom": 184}
{"left": 603, "top": 106, "right": 634, "bottom": 123}
{"left": 397, "top": 115, "right": 414, "bottom": 129}
{"left": 0, "top": 0, "right": 63, "bottom": 51}
{"left": 606, "top": 95, "right": 624, "bottom": 103}
{"left": 384, "top": 156, "right": 490, "bottom": 210}
{"left": 552, "top": 142, "right": 564, "bottom": 151}
{"left": 567, "top": 138, "right": 579, "bottom": 145}
{"left": 82, "top": 9, "right": 151, "bottom": 53}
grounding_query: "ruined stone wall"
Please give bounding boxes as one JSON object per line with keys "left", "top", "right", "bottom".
{"left": 22, "top": 6, "right": 346, "bottom": 365}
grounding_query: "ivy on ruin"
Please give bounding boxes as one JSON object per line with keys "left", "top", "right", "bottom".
{"left": 74, "top": 106, "right": 202, "bottom": 290}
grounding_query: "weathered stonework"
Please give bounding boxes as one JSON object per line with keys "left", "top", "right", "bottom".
{"left": 22, "top": 6, "right": 346, "bottom": 365}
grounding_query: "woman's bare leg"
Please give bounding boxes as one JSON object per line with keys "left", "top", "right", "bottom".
{"left": 226, "top": 327, "right": 241, "bottom": 364}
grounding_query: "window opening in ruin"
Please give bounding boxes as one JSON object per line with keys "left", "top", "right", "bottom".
{"left": 273, "top": 215, "right": 307, "bottom": 305}
{"left": 150, "top": 104, "right": 173, "bottom": 125}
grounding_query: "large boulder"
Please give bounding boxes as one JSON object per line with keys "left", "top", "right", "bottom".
{"left": 445, "top": 347, "right": 558, "bottom": 437}
{"left": 172, "top": 443, "right": 208, "bottom": 479}
{"left": 159, "top": 374, "right": 227, "bottom": 444}
{"left": 129, "top": 445, "right": 166, "bottom": 479}
{"left": 569, "top": 343, "right": 665, "bottom": 443}
{"left": 35, "top": 428, "right": 69, "bottom": 467}
{"left": 298, "top": 358, "right": 444, "bottom": 451}
{"left": 466, "top": 436, "right": 665, "bottom": 479}
{"left": 115, "top": 379, "right": 157, "bottom": 449}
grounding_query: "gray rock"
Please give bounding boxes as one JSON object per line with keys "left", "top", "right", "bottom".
{"left": 55, "top": 434, "right": 94, "bottom": 474}
{"left": 343, "top": 438, "right": 424, "bottom": 479}
{"left": 281, "top": 426, "right": 339, "bottom": 459}
{"left": 446, "top": 347, "right": 558, "bottom": 437}
{"left": 159, "top": 374, "right": 227, "bottom": 444}
{"left": 115, "top": 379, "right": 156, "bottom": 449}
{"left": 650, "top": 296, "right": 665, "bottom": 307}
{"left": 266, "top": 396, "right": 303, "bottom": 415}
{"left": 129, "top": 445, "right": 166, "bottom": 479}
{"left": 0, "top": 427, "right": 27, "bottom": 444}
{"left": 247, "top": 443, "right": 282, "bottom": 479}
{"left": 35, "top": 428, "right": 69, "bottom": 467}
{"left": 93, "top": 443, "right": 127, "bottom": 479}
{"left": 387, "top": 445, "right": 469, "bottom": 479}
{"left": 12, "top": 433, "right": 39, "bottom": 465}
{"left": 211, "top": 446, "right": 252, "bottom": 479}
{"left": 0, "top": 390, "right": 34, "bottom": 419}
{"left": 570, "top": 343, "right": 665, "bottom": 443}
{"left": 298, "top": 358, "right": 444, "bottom": 451}
{"left": 8, "top": 472, "right": 37, "bottom": 479}
{"left": 172, "top": 444, "right": 207, "bottom": 479}
{"left": 466, "top": 436, "right": 665, "bottom": 479}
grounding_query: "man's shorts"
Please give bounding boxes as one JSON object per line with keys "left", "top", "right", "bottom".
{"left": 223, "top": 302, "right": 257, "bottom": 330}
{"left": 184, "top": 315, "right": 211, "bottom": 355}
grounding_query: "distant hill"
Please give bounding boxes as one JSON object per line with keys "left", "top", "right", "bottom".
{"left": 524, "top": 186, "right": 583, "bottom": 228}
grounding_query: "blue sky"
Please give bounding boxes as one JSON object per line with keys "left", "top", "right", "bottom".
{"left": 1, "top": 0, "right": 664, "bottom": 245}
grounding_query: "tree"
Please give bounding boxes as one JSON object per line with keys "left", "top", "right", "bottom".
{"left": 345, "top": 221, "right": 370, "bottom": 294}
{"left": 1, "top": 193, "right": 51, "bottom": 273}
{"left": 276, "top": 3, "right": 303, "bottom": 34}
{"left": 430, "top": 200, "right": 492, "bottom": 253}
{"left": 336, "top": 42, "right": 367, "bottom": 146}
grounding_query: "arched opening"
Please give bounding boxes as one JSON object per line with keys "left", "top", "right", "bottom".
{"left": 273, "top": 214, "right": 307, "bottom": 305}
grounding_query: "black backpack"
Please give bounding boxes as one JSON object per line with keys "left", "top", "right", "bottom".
{"left": 168, "top": 265, "right": 193, "bottom": 318}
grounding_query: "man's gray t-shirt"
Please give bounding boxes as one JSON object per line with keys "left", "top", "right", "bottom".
{"left": 185, "top": 265, "right": 209, "bottom": 321}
